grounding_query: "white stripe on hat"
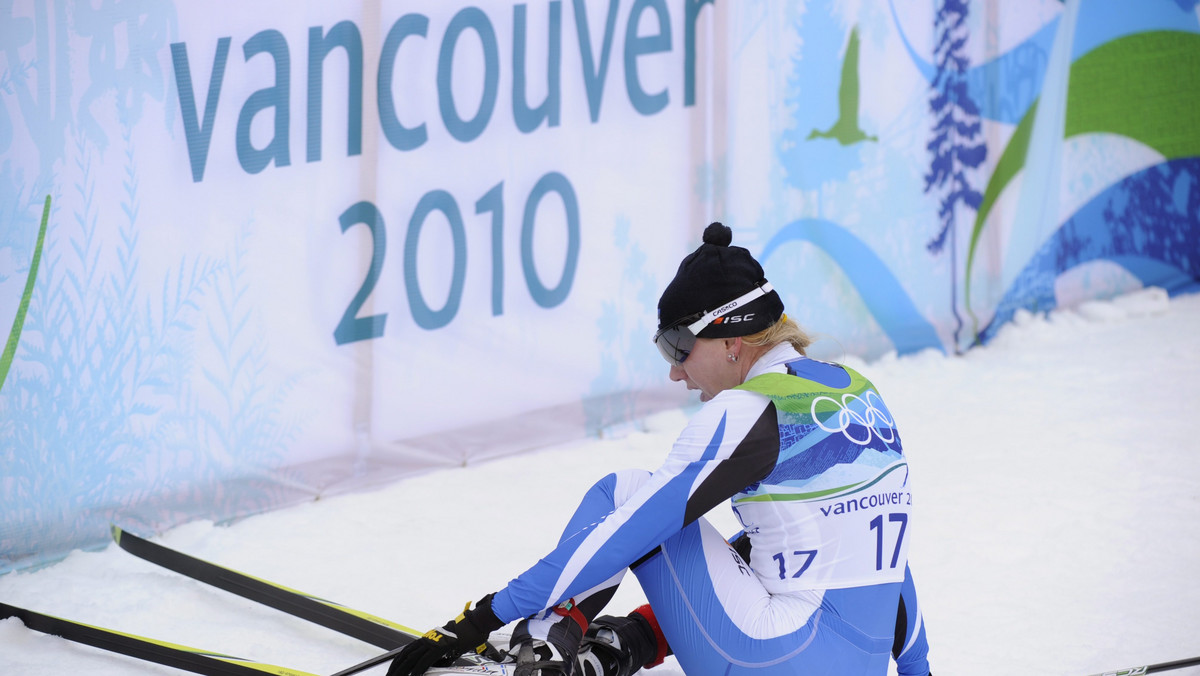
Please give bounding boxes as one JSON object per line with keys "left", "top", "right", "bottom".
{"left": 687, "top": 283, "right": 774, "bottom": 335}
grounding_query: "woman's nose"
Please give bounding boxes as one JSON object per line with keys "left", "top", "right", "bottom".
{"left": 669, "top": 363, "right": 686, "bottom": 382}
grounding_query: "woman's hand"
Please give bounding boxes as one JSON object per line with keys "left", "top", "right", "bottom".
{"left": 386, "top": 594, "right": 502, "bottom": 676}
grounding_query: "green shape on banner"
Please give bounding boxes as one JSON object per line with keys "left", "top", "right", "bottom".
{"left": 963, "top": 100, "right": 1038, "bottom": 315}
{"left": 807, "top": 27, "right": 877, "bottom": 146}
{"left": 1, "top": 195, "right": 51, "bottom": 392}
{"left": 964, "top": 30, "right": 1200, "bottom": 321}
{"left": 1065, "top": 30, "right": 1200, "bottom": 158}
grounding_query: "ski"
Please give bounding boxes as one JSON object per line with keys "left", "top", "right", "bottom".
{"left": 112, "top": 526, "right": 421, "bottom": 650}
{"left": 0, "top": 601, "right": 316, "bottom": 676}
{"left": 2, "top": 601, "right": 517, "bottom": 676}
{"left": 111, "top": 526, "right": 504, "bottom": 669}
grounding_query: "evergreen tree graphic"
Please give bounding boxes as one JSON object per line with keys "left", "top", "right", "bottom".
{"left": 925, "top": 0, "right": 986, "bottom": 351}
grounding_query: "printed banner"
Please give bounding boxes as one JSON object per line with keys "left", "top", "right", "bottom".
{"left": 2, "top": 0, "right": 1197, "bottom": 572}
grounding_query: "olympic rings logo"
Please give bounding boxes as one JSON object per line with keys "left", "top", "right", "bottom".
{"left": 810, "top": 390, "right": 896, "bottom": 446}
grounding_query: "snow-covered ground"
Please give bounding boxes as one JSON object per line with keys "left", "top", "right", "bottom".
{"left": 3, "top": 288, "right": 1199, "bottom": 676}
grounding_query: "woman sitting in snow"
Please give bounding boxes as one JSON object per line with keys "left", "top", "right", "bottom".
{"left": 387, "top": 223, "right": 932, "bottom": 676}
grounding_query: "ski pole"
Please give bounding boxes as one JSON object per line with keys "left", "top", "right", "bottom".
{"left": 328, "top": 646, "right": 406, "bottom": 676}
{"left": 328, "top": 644, "right": 503, "bottom": 676}
{"left": 1087, "top": 655, "right": 1200, "bottom": 676}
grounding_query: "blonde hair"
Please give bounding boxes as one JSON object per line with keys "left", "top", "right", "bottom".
{"left": 741, "top": 314, "right": 812, "bottom": 355}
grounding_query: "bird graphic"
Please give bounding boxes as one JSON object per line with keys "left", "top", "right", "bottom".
{"left": 808, "top": 27, "right": 877, "bottom": 146}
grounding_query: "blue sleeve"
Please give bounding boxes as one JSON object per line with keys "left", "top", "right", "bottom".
{"left": 490, "top": 395, "right": 779, "bottom": 623}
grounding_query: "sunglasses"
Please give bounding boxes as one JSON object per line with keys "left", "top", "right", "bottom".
{"left": 652, "top": 283, "right": 774, "bottom": 366}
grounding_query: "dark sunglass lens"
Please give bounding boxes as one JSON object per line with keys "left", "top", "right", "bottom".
{"left": 655, "top": 338, "right": 682, "bottom": 365}
{"left": 654, "top": 325, "right": 695, "bottom": 366}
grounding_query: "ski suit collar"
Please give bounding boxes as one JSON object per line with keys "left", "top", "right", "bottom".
{"left": 743, "top": 343, "right": 803, "bottom": 382}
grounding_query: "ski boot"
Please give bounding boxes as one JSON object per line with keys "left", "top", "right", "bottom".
{"left": 576, "top": 606, "right": 666, "bottom": 676}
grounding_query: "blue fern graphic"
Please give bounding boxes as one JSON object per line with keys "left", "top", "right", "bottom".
{"left": 0, "top": 120, "right": 219, "bottom": 570}
{"left": 0, "top": 54, "right": 35, "bottom": 157}
{"left": 0, "top": 163, "right": 54, "bottom": 287}
{"left": 2, "top": 129, "right": 134, "bottom": 565}
{"left": 1, "top": 3, "right": 310, "bottom": 571}
{"left": 925, "top": 0, "right": 987, "bottom": 351}
{"left": 192, "top": 222, "right": 303, "bottom": 519}
{"left": 1, "top": 2, "right": 73, "bottom": 182}
{"left": 1, "top": 6, "right": 59, "bottom": 286}
{"left": 66, "top": 1, "right": 179, "bottom": 152}
{"left": 585, "top": 215, "right": 665, "bottom": 434}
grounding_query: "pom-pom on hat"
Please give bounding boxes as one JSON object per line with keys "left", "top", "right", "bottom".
{"left": 657, "top": 222, "right": 784, "bottom": 338}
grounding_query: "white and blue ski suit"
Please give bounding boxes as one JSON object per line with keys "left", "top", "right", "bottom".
{"left": 489, "top": 344, "right": 932, "bottom": 675}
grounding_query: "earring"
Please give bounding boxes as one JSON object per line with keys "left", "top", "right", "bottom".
{"left": 728, "top": 354, "right": 738, "bottom": 363}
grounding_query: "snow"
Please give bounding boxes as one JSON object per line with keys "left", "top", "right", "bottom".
{"left": 3, "top": 287, "right": 1199, "bottom": 676}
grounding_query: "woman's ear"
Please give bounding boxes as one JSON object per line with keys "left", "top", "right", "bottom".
{"left": 724, "top": 337, "right": 742, "bottom": 355}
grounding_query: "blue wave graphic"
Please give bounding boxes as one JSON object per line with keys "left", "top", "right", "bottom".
{"left": 980, "top": 157, "right": 1200, "bottom": 343}
{"left": 768, "top": 424, "right": 901, "bottom": 485}
{"left": 889, "top": 0, "right": 1199, "bottom": 125}
{"left": 765, "top": 435, "right": 869, "bottom": 484}
{"left": 760, "top": 219, "right": 944, "bottom": 356}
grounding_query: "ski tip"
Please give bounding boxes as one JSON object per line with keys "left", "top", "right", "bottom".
{"left": 110, "top": 524, "right": 133, "bottom": 545}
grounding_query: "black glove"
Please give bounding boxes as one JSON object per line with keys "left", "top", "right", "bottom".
{"left": 386, "top": 594, "right": 504, "bottom": 676}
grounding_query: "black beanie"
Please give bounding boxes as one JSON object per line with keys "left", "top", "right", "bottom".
{"left": 657, "top": 222, "right": 785, "bottom": 338}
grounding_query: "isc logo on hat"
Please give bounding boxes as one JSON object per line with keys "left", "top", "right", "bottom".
{"left": 713, "top": 313, "right": 755, "bottom": 325}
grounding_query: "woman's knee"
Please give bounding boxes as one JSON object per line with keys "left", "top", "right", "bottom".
{"left": 609, "top": 468, "right": 651, "bottom": 506}
{"left": 559, "top": 470, "right": 653, "bottom": 542}
{"left": 583, "top": 469, "right": 652, "bottom": 508}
